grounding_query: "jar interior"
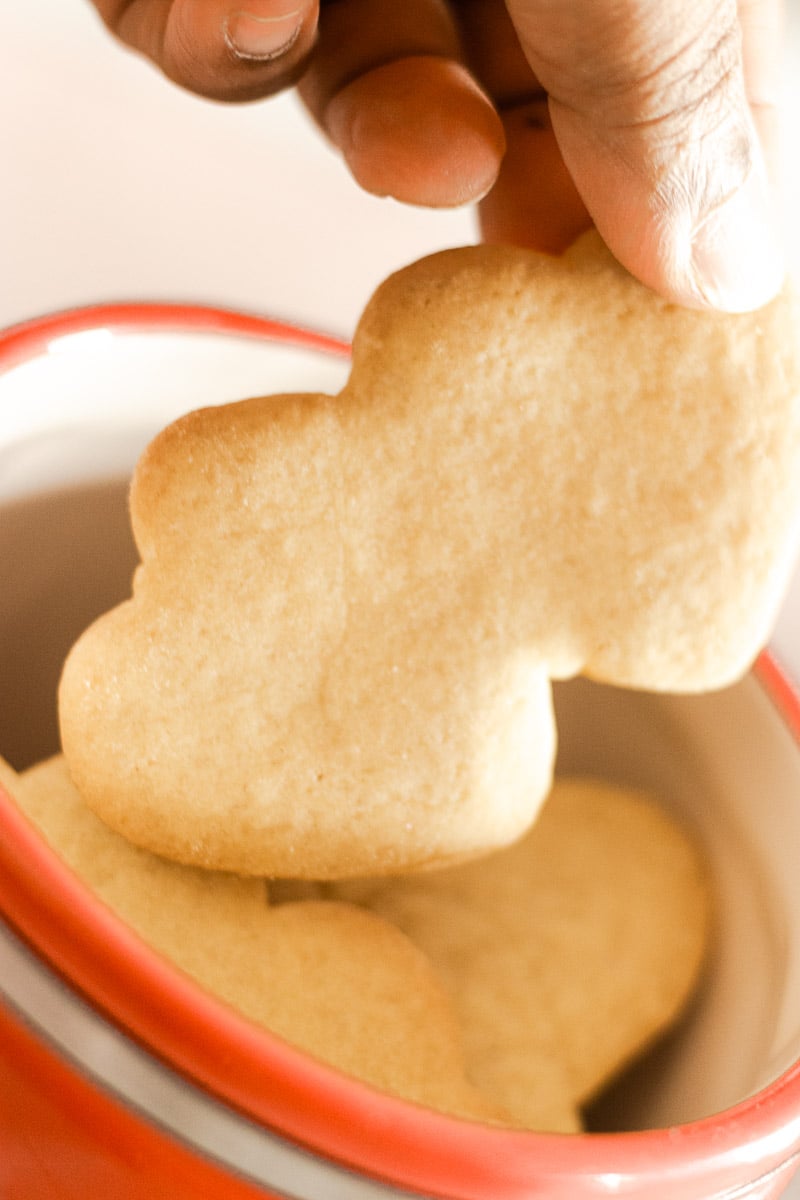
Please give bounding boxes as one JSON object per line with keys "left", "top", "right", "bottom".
{"left": 2, "top": 473, "right": 800, "bottom": 1134}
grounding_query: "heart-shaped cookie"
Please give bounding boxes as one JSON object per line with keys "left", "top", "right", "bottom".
{"left": 2, "top": 755, "right": 506, "bottom": 1125}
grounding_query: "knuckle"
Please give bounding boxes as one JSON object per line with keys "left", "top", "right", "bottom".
{"left": 627, "top": 10, "right": 756, "bottom": 224}
{"left": 554, "top": 1, "right": 746, "bottom": 139}
{"left": 627, "top": 10, "right": 744, "bottom": 138}
{"left": 570, "top": 1, "right": 755, "bottom": 220}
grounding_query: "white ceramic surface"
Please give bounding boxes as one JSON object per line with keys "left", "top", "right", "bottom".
{"left": 0, "top": 326, "right": 349, "bottom": 501}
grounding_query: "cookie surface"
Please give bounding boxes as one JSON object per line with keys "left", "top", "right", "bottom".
{"left": 328, "top": 777, "right": 711, "bottom": 1124}
{"left": 5, "top": 755, "right": 505, "bottom": 1124}
{"left": 59, "top": 234, "right": 800, "bottom": 877}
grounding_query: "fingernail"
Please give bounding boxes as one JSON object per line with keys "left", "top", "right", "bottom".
{"left": 689, "top": 152, "right": 785, "bottom": 313}
{"left": 224, "top": 7, "right": 305, "bottom": 62}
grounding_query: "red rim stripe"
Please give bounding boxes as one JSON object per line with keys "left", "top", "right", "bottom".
{"left": 0, "top": 301, "right": 350, "bottom": 374}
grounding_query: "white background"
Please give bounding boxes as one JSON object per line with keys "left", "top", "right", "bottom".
{"left": 1, "top": 1, "right": 799, "bottom": 337}
{"left": 0, "top": 1, "right": 475, "bottom": 338}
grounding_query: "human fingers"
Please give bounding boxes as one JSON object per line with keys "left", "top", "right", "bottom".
{"left": 296, "top": 0, "right": 506, "bottom": 207}
{"left": 499, "top": 0, "right": 784, "bottom": 312}
{"left": 90, "top": 0, "right": 320, "bottom": 101}
{"left": 737, "top": 0, "right": 783, "bottom": 184}
{"left": 456, "top": 0, "right": 593, "bottom": 253}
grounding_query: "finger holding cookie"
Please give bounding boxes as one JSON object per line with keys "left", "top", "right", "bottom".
{"left": 86, "top": 0, "right": 784, "bottom": 311}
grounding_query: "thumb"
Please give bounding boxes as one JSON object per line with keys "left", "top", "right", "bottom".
{"left": 506, "top": 0, "right": 784, "bottom": 312}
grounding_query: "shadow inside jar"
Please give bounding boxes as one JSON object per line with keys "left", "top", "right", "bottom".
{"left": 0, "top": 478, "right": 137, "bottom": 769}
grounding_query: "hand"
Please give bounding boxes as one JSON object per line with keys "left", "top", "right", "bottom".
{"left": 91, "top": 0, "right": 784, "bottom": 312}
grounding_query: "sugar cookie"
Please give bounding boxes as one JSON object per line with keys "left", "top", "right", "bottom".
{"left": 6, "top": 755, "right": 504, "bottom": 1124}
{"left": 327, "top": 778, "right": 711, "bottom": 1124}
{"left": 59, "top": 234, "right": 800, "bottom": 877}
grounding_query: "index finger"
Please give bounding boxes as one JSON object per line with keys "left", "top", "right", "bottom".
{"left": 455, "top": 0, "right": 592, "bottom": 251}
{"left": 296, "top": 0, "right": 506, "bottom": 207}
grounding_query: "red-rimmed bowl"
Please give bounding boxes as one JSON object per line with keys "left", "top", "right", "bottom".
{"left": 2, "top": 304, "right": 800, "bottom": 1200}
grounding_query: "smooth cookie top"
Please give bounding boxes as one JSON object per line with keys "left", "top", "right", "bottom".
{"left": 59, "top": 233, "right": 800, "bottom": 877}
